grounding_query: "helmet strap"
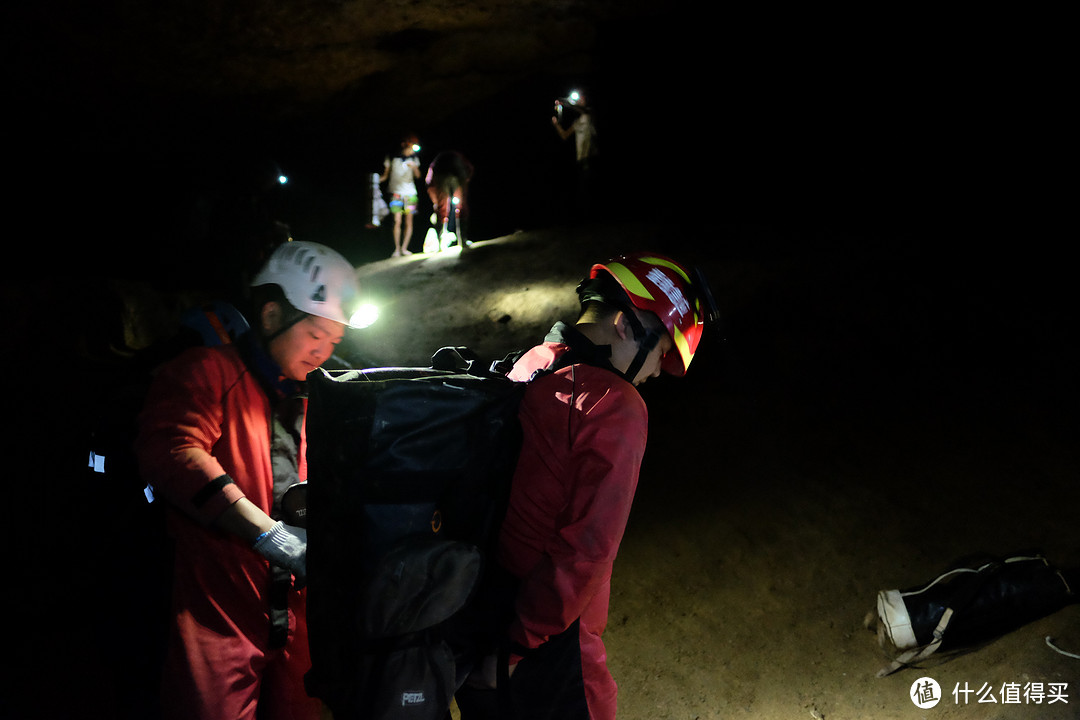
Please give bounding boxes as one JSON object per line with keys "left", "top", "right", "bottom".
{"left": 264, "top": 313, "right": 303, "bottom": 344}
{"left": 621, "top": 328, "right": 662, "bottom": 384}
{"left": 261, "top": 300, "right": 308, "bottom": 345}
{"left": 237, "top": 331, "right": 302, "bottom": 399}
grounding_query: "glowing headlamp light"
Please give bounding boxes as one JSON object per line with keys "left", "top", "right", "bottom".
{"left": 349, "top": 303, "right": 380, "bottom": 329}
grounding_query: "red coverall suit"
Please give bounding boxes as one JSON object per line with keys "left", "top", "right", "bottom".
{"left": 136, "top": 343, "right": 321, "bottom": 720}
{"left": 498, "top": 339, "right": 648, "bottom": 720}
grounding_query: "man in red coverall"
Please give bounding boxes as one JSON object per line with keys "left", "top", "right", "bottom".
{"left": 494, "top": 252, "right": 718, "bottom": 720}
{"left": 136, "top": 241, "right": 363, "bottom": 720}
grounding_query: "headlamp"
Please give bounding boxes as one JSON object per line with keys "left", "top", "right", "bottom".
{"left": 349, "top": 303, "right": 380, "bottom": 329}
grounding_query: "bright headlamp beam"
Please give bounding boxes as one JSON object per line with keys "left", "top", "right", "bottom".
{"left": 349, "top": 303, "right": 379, "bottom": 329}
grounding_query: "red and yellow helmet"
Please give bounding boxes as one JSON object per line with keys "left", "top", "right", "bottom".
{"left": 590, "top": 252, "right": 714, "bottom": 376}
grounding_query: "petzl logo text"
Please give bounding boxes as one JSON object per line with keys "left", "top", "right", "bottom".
{"left": 401, "top": 691, "right": 426, "bottom": 706}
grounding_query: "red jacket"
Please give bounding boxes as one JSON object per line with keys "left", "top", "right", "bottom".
{"left": 498, "top": 340, "right": 648, "bottom": 720}
{"left": 136, "top": 343, "right": 309, "bottom": 655}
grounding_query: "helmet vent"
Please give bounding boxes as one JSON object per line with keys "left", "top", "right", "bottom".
{"left": 251, "top": 241, "right": 361, "bottom": 326}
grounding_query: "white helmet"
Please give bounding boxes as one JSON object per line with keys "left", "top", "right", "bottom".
{"left": 252, "top": 241, "right": 361, "bottom": 326}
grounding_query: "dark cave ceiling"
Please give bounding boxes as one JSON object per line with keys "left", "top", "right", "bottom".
{"left": 10, "top": 3, "right": 1070, "bottom": 272}
{"left": 17, "top": 0, "right": 658, "bottom": 153}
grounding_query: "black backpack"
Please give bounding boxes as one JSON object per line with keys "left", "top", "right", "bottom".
{"left": 867, "top": 552, "right": 1078, "bottom": 677}
{"left": 302, "top": 347, "right": 529, "bottom": 720}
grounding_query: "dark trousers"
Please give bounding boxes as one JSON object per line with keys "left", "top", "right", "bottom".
{"left": 456, "top": 620, "right": 590, "bottom": 720}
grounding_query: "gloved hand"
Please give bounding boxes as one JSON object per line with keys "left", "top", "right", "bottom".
{"left": 253, "top": 521, "right": 307, "bottom": 581}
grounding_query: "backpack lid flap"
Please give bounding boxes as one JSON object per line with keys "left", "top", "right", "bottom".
{"left": 363, "top": 536, "right": 482, "bottom": 637}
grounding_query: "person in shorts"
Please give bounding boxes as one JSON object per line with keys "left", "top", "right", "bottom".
{"left": 380, "top": 135, "right": 422, "bottom": 257}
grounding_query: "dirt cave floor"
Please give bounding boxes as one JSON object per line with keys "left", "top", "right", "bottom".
{"left": 350, "top": 222, "right": 1079, "bottom": 720}
{"left": 45, "top": 219, "right": 1078, "bottom": 720}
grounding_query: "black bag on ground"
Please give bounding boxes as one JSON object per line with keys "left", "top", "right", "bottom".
{"left": 868, "top": 552, "right": 1078, "bottom": 677}
{"left": 303, "top": 347, "right": 526, "bottom": 720}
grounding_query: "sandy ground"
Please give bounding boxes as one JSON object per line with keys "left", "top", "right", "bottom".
{"left": 351, "top": 223, "right": 1079, "bottom": 720}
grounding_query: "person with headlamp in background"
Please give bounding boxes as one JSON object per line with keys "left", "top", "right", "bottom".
{"left": 426, "top": 149, "right": 475, "bottom": 249}
{"left": 551, "top": 90, "right": 599, "bottom": 216}
{"left": 136, "top": 241, "right": 363, "bottom": 720}
{"left": 380, "top": 135, "right": 423, "bottom": 257}
{"left": 468, "top": 252, "right": 719, "bottom": 720}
